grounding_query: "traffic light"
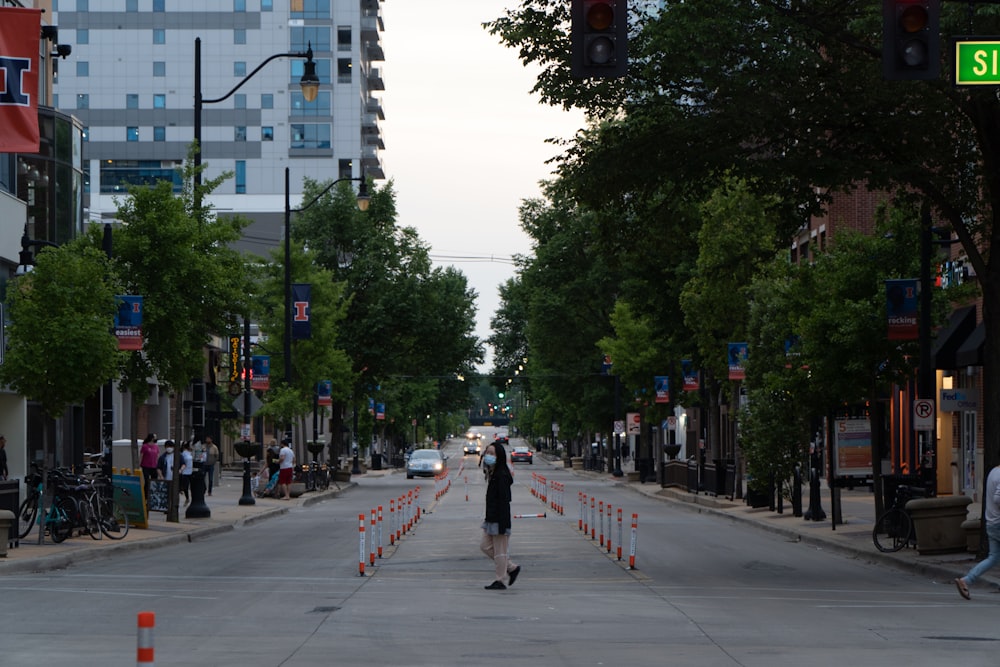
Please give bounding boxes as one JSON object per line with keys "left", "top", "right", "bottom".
{"left": 882, "top": 0, "right": 940, "bottom": 80}
{"left": 571, "top": 0, "right": 628, "bottom": 79}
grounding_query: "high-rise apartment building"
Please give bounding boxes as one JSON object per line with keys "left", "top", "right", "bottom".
{"left": 53, "top": 0, "right": 384, "bottom": 251}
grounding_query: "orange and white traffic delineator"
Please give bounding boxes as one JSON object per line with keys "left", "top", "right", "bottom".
{"left": 598, "top": 500, "right": 605, "bottom": 548}
{"left": 581, "top": 493, "right": 588, "bottom": 534}
{"left": 377, "top": 505, "right": 384, "bottom": 559}
{"left": 358, "top": 513, "right": 366, "bottom": 576}
{"left": 629, "top": 513, "right": 638, "bottom": 570}
{"left": 465, "top": 475, "right": 469, "bottom": 502}
{"left": 606, "top": 503, "right": 613, "bottom": 554}
{"left": 369, "top": 508, "right": 377, "bottom": 567}
{"left": 590, "top": 496, "right": 596, "bottom": 541}
{"left": 389, "top": 498, "right": 396, "bottom": 545}
{"left": 617, "top": 507, "right": 623, "bottom": 561}
{"left": 137, "top": 611, "right": 154, "bottom": 666}
{"left": 512, "top": 513, "right": 547, "bottom": 518}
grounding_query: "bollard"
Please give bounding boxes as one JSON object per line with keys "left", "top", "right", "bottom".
{"left": 629, "top": 513, "right": 638, "bottom": 569}
{"left": 590, "top": 496, "right": 597, "bottom": 540}
{"left": 377, "top": 505, "right": 384, "bottom": 559}
{"left": 369, "top": 508, "right": 376, "bottom": 567}
{"left": 389, "top": 498, "right": 396, "bottom": 545}
{"left": 582, "top": 493, "right": 588, "bottom": 534}
{"left": 578, "top": 492, "right": 584, "bottom": 531}
{"left": 598, "top": 501, "right": 605, "bottom": 547}
{"left": 513, "top": 513, "right": 546, "bottom": 518}
{"left": 358, "top": 513, "right": 366, "bottom": 576}
{"left": 606, "top": 504, "right": 613, "bottom": 554}
{"left": 617, "top": 508, "right": 623, "bottom": 561}
{"left": 137, "top": 611, "right": 155, "bottom": 666}
{"left": 465, "top": 475, "right": 469, "bottom": 502}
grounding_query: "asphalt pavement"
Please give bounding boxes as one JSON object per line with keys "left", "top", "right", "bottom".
{"left": 2, "top": 451, "right": 995, "bottom": 596}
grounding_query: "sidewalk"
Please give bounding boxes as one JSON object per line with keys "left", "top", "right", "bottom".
{"left": 0, "top": 469, "right": 360, "bottom": 575}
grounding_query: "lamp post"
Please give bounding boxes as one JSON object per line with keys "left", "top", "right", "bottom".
{"left": 193, "top": 37, "right": 319, "bottom": 193}
{"left": 283, "top": 166, "right": 369, "bottom": 445}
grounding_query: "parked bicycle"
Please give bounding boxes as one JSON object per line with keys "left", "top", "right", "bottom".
{"left": 18, "top": 466, "right": 84, "bottom": 543}
{"left": 872, "top": 483, "right": 926, "bottom": 552}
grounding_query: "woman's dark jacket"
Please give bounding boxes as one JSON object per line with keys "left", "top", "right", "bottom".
{"left": 484, "top": 467, "right": 513, "bottom": 534}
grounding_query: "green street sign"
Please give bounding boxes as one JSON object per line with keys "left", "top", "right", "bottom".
{"left": 955, "top": 38, "right": 1000, "bottom": 86}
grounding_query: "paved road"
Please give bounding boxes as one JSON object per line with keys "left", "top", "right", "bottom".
{"left": 1, "top": 441, "right": 998, "bottom": 666}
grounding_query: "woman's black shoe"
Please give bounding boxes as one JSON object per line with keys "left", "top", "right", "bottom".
{"left": 507, "top": 566, "right": 521, "bottom": 586}
{"left": 484, "top": 580, "right": 506, "bottom": 590}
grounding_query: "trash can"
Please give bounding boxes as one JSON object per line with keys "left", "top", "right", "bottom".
{"left": 0, "top": 480, "right": 19, "bottom": 549}
{"left": 0, "top": 509, "right": 14, "bottom": 556}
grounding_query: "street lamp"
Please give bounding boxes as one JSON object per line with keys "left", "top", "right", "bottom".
{"left": 283, "top": 166, "right": 369, "bottom": 443}
{"left": 193, "top": 37, "right": 320, "bottom": 191}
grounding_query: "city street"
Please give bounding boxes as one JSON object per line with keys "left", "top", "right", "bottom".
{"left": 1, "top": 440, "right": 997, "bottom": 666}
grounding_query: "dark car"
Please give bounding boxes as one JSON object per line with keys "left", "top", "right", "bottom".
{"left": 510, "top": 446, "right": 533, "bottom": 464}
{"left": 406, "top": 449, "right": 447, "bottom": 479}
{"left": 463, "top": 440, "right": 482, "bottom": 456}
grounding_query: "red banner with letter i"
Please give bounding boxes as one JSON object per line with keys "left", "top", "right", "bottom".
{"left": 0, "top": 8, "right": 42, "bottom": 153}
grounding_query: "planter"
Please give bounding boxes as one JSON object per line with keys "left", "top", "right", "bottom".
{"left": 289, "top": 482, "right": 306, "bottom": 498}
{"left": 333, "top": 470, "right": 352, "bottom": 483}
{"left": 626, "top": 471, "right": 641, "bottom": 483}
{"left": 905, "top": 496, "right": 972, "bottom": 554}
{"left": 962, "top": 518, "right": 982, "bottom": 554}
{"left": 571, "top": 457, "right": 584, "bottom": 470}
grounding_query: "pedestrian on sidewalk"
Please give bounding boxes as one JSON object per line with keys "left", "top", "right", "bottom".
{"left": 278, "top": 438, "right": 295, "bottom": 500}
{"left": 139, "top": 434, "right": 159, "bottom": 497}
{"left": 955, "top": 463, "right": 1000, "bottom": 600}
{"left": 179, "top": 442, "right": 194, "bottom": 505}
{"left": 203, "top": 435, "right": 220, "bottom": 496}
{"left": 480, "top": 441, "right": 521, "bottom": 590}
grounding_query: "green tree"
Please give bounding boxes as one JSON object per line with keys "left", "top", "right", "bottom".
{"left": 0, "top": 241, "right": 119, "bottom": 421}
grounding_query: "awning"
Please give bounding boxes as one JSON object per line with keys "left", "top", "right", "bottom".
{"left": 955, "top": 322, "right": 985, "bottom": 368}
{"left": 932, "top": 306, "right": 977, "bottom": 369}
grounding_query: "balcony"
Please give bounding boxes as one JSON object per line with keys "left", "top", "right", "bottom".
{"left": 367, "top": 66, "right": 384, "bottom": 91}
{"left": 365, "top": 96, "right": 384, "bottom": 120}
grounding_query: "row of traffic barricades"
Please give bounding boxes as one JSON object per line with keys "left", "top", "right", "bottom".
{"left": 358, "top": 487, "right": 422, "bottom": 576}
{"left": 434, "top": 468, "right": 452, "bottom": 500}
{"left": 530, "top": 472, "right": 565, "bottom": 515}
{"left": 577, "top": 492, "right": 639, "bottom": 570}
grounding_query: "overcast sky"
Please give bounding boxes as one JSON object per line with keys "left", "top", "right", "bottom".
{"left": 379, "top": 1, "right": 586, "bottom": 370}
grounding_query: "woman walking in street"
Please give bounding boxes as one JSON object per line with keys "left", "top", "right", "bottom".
{"left": 480, "top": 441, "right": 521, "bottom": 590}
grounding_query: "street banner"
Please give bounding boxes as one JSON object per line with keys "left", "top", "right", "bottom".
{"left": 376, "top": 402, "right": 386, "bottom": 421}
{"left": 728, "top": 342, "right": 748, "bottom": 381}
{"left": 601, "top": 354, "right": 613, "bottom": 375}
{"left": 681, "top": 359, "right": 699, "bottom": 391}
{"left": 885, "top": 278, "right": 918, "bottom": 340}
{"left": 251, "top": 355, "right": 270, "bottom": 390}
{"left": 654, "top": 375, "right": 670, "bottom": 403}
{"left": 114, "top": 295, "right": 143, "bottom": 350}
{"left": 0, "top": 8, "right": 42, "bottom": 153}
{"left": 317, "top": 380, "right": 332, "bottom": 407}
{"left": 291, "top": 283, "right": 311, "bottom": 340}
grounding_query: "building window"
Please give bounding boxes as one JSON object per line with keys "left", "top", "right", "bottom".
{"left": 76, "top": 61, "right": 89, "bottom": 77}
{"left": 261, "top": 93, "right": 274, "bottom": 109}
{"left": 126, "top": 0, "right": 138, "bottom": 11}
{"left": 153, "top": 126, "right": 166, "bottom": 142}
{"left": 235, "top": 94, "right": 247, "bottom": 109}
{"left": 291, "top": 0, "right": 331, "bottom": 20}
{"left": 234, "top": 29, "right": 246, "bottom": 45}
{"left": 290, "top": 123, "right": 331, "bottom": 150}
{"left": 291, "top": 27, "right": 331, "bottom": 52}
{"left": 153, "top": 0, "right": 164, "bottom": 11}
{"left": 77, "top": 29, "right": 89, "bottom": 45}
{"left": 126, "top": 94, "right": 139, "bottom": 109}
{"left": 338, "top": 159, "right": 352, "bottom": 180}
{"left": 153, "top": 29, "right": 165, "bottom": 45}
{"left": 234, "top": 0, "right": 246, "bottom": 12}
{"left": 82, "top": 127, "right": 89, "bottom": 142}
{"left": 337, "top": 58, "right": 351, "bottom": 84}
{"left": 153, "top": 94, "right": 166, "bottom": 109}
{"left": 235, "top": 126, "right": 247, "bottom": 142}
{"left": 127, "top": 127, "right": 139, "bottom": 142}
{"left": 291, "top": 91, "right": 331, "bottom": 116}
{"left": 262, "top": 0, "right": 272, "bottom": 10}
{"left": 234, "top": 61, "right": 246, "bottom": 77}
{"left": 235, "top": 160, "right": 246, "bottom": 194}
{"left": 292, "top": 59, "right": 330, "bottom": 87}
{"left": 153, "top": 61, "right": 166, "bottom": 77}
{"left": 262, "top": 126, "right": 274, "bottom": 141}
{"left": 338, "top": 27, "right": 351, "bottom": 51}
{"left": 77, "top": 93, "right": 89, "bottom": 109}
{"left": 76, "top": 0, "right": 88, "bottom": 10}
{"left": 100, "top": 160, "right": 183, "bottom": 194}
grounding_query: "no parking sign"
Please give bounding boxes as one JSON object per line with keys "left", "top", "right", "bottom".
{"left": 913, "top": 399, "right": 934, "bottom": 431}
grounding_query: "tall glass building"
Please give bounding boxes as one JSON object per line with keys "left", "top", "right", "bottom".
{"left": 53, "top": 0, "right": 385, "bottom": 253}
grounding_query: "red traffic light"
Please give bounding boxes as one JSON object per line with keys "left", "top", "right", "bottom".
{"left": 586, "top": 2, "right": 614, "bottom": 30}
{"left": 571, "top": 0, "right": 628, "bottom": 79}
